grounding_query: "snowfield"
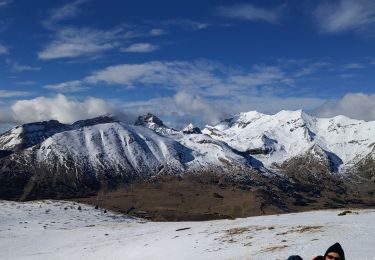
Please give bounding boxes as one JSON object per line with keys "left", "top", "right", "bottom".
{"left": 0, "top": 200, "right": 374, "bottom": 260}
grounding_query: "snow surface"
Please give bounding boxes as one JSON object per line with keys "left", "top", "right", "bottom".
{"left": 0, "top": 126, "right": 23, "bottom": 150}
{"left": 1, "top": 200, "right": 374, "bottom": 260}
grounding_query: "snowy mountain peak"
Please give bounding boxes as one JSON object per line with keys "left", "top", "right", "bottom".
{"left": 135, "top": 113, "right": 178, "bottom": 136}
{"left": 182, "top": 123, "right": 201, "bottom": 134}
{"left": 0, "top": 115, "right": 120, "bottom": 151}
{"left": 203, "top": 110, "right": 375, "bottom": 169}
{"left": 135, "top": 113, "right": 165, "bottom": 127}
{"left": 0, "top": 119, "right": 69, "bottom": 151}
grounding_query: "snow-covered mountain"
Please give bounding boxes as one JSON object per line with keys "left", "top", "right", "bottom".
{"left": 0, "top": 114, "right": 259, "bottom": 199}
{"left": 0, "top": 110, "right": 374, "bottom": 200}
{"left": 203, "top": 110, "right": 375, "bottom": 171}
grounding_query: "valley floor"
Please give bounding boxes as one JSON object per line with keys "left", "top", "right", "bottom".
{"left": 0, "top": 200, "right": 374, "bottom": 260}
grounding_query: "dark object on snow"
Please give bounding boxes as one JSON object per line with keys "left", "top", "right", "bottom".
{"left": 176, "top": 227, "right": 191, "bottom": 231}
{"left": 287, "top": 255, "right": 303, "bottom": 260}
{"left": 77, "top": 206, "right": 82, "bottom": 210}
{"left": 324, "top": 242, "right": 345, "bottom": 260}
{"left": 95, "top": 205, "right": 99, "bottom": 209}
{"left": 338, "top": 210, "right": 351, "bottom": 216}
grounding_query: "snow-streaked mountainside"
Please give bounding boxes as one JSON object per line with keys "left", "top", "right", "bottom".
{"left": 203, "top": 110, "right": 375, "bottom": 170}
{"left": 1, "top": 200, "right": 374, "bottom": 260}
{"left": 0, "top": 115, "right": 254, "bottom": 173}
{"left": 0, "top": 110, "right": 374, "bottom": 199}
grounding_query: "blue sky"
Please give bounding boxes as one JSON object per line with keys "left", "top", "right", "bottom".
{"left": 0, "top": 0, "right": 375, "bottom": 130}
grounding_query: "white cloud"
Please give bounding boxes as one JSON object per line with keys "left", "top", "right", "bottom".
{"left": 38, "top": 27, "right": 121, "bottom": 60}
{"left": 294, "top": 62, "right": 331, "bottom": 77}
{"left": 84, "top": 61, "right": 294, "bottom": 100}
{"left": 314, "top": 93, "right": 375, "bottom": 121}
{"left": 44, "top": 0, "right": 88, "bottom": 27}
{"left": 343, "top": 63, "right": 365, "bottom": 70}
{"left": 122, "top": 92, "right": 326, "bottom": 127}
{"left": 41, "top": 60, "right": 375, "bottom": 126}
{"left": 0, "top": 90, "right": 31, "bottom": 98}
{"left": 11, "top": 94, "right": 117, "bottom": 124}
{"left": 149, "top": 28, "right": 168, "bottom": 36}
{"left": 216, "top": 3, "right": 283, "bottom": 24}
{"left": 6, "top": 60, "right": 41, "bottom": 72}
{"left": 163, "top": 19, "right": 208, "bottom": 31}
{"left": 315, "top": 0, "right": 375, "bottom": 34}
{"left": 0, "top": 0, "right": 11, "bottom": 8}
{"left": 44, "top": 80, "right": 85, "bottom": 93}
{"left": 85, "top": 61, "right": 223, "bottom": 90}
{"left": 121, "top": 43, "right": 159, "bottom": 53}
{"left": 229, "top": 66, "right": 288, "bottom": 87}
{"left": 0, "top": 43, "right": 8, "bottom": 54}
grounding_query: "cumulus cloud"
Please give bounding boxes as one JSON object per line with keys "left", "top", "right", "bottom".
{"left": 315, "top": 0, "right": 375, "bottom": 34}
{"left": 121, "top": 43, "right": 159, "bottom": 53}
{"left": 314, "top": 93, "right": 375, "bottom": 121}
{"left": 121, "top": 88, "right": 327, "bottom": 127}
{"left": 173, "top": 91, "right": 223, "bottom": 124}
{"left": 11, "top": 94, "right": 117, "bottom": 124}
{"left": 216, "top": 3, "right": 284, "bottom": 24}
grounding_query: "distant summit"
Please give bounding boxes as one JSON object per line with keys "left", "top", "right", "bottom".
{"left": 135, "top": 113, "right": 178, "bottom": 135}
{"left": 135, "top": 113, "right": 164, "bottom": 127}
{"left": 182, "top": 123, "right": 201, "bottom": 134}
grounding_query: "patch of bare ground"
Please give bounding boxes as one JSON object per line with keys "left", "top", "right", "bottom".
{"left": 276, "top": 225, "right": 323, "bottom": 236}
{"left": 261, "top": 245, "right": 289, "bottom": 252}
{"left": 71, "top": 172, "right": 375, "bottom": 222}
{"left": 74, "top": 175, "right": 289, "bottom": 221}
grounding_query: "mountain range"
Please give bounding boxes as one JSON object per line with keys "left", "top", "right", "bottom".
{"left": 0, "top": 110, "right": 374, "bottom": 206}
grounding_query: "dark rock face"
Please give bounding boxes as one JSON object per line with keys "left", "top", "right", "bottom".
{"left": 0, "top": 152, "right": 34, "bottom": 199}
{"left": 135, "top": 113, "right": 164, "bottom": 127}
{"left": 279, "top": 145, "right": 345, "bottom": 192}
{"left": 0, "top": 150, "right": 13, "bottom": 158}
{"left": 281, "top": 153, "right": 332, "bottom": 184}
{"left": 72, "top": 115, "right": 118, "bottom": 128}
{"left": 354, "top": 155, "right": 375, "bottom": 181}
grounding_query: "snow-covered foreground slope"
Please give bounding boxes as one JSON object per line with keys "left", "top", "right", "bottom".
{"left": 1, "top": 200, "right": 374, "bottom": 260}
